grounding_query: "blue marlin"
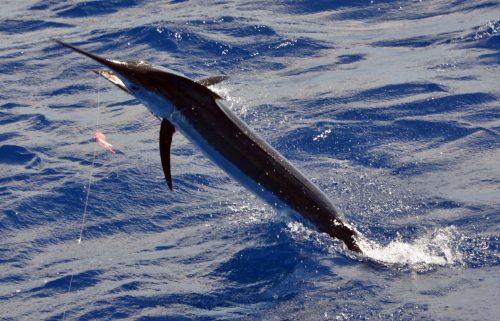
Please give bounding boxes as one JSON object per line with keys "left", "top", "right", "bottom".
{"left": 54, "top": 39, "right": 361, "bottom": 252}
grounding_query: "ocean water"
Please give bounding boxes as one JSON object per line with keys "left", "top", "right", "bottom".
{"left": 1, "top": 0, "right": 499, "bottom": 320}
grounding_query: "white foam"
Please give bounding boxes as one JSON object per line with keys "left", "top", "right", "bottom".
{"left": 358, "top": 226, "right": 464, "bottom": 271}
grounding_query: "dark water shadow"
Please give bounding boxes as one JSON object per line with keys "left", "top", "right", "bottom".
{"left": 29, "top": 0, "right": 140, "bottom": 18}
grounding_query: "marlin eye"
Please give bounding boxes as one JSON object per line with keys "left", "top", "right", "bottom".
{"left": 130, "top": 84, "right": 139, "bottom": 91}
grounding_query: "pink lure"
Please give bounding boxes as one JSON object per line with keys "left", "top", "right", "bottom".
{"left": 93, "top": 131, "right": 115, "bottom": 154}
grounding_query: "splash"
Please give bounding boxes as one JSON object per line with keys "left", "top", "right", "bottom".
{"left": 210, "top": 85, "right": 249, "bottom": 116}
{"left": 285, "top": 217, "right": 465, "bottom": 271}
{"left": 358, "top": 226, "right": 464, "bottom": 271}
{"left": 313, "top": 128, "right": 332, "bottom": 141}
{"left": 473, "top": 20, "right": 500, "bottom": 41}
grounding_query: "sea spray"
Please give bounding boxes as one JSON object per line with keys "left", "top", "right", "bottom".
{"left": 357, "top": 226, "right": 464, "bottom": 271}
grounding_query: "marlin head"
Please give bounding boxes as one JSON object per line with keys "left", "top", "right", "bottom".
{"left": 53, "top": 39, "right": 224, "bottom": 119}
{"left": 53, "top": 39, "right": 228, "bottom": 192}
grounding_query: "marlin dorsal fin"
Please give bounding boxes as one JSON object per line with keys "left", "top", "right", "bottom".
{"left": 159, "top": 118, "right": 176, "bottom": 191}
{"left": 196, "top": 75, "right": 229, "bottom": 87}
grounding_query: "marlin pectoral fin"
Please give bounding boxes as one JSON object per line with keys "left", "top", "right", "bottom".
{"left": 160, "top": 118, "right": 176, "bottom": 191}
{"left": 196, "top": 75, "right": 229, "bottom": 87}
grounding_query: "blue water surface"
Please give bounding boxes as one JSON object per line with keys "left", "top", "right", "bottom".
{"left": 1, "top": 1, "right": 499, "bottom": 320}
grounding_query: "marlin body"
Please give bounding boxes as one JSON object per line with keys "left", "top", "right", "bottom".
{"left": 54, "top": 39, "right": 361, "bottom": 252}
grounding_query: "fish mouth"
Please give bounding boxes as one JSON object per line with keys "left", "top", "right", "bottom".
{"left": 53, "top": 39, "right": 135, "bottom": 94}
{"left": 93, "top": 70, "right": 131, "bottom": 94}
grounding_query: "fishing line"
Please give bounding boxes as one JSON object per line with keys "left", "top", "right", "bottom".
{"left": 78, "top": 73, "right": 101, "bottom": 244}
{"left": 62, "top": 73, "right": 101, "bottom": 321}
